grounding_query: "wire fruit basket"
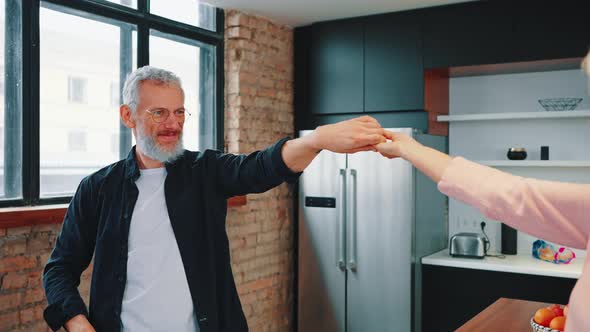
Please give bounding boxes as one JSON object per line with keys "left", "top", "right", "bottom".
{"left": 538, "top": 97, "right": 583, "bottom": 111}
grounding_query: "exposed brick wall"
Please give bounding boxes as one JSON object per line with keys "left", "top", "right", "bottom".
{"left": 225, "top": 10, "right": 295, "bottom": 332}
{"left": 0, "top": 224, "right": 92, "bottom": 331}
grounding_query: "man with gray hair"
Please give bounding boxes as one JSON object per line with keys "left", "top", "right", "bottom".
{"left": 43, "top": 66, "right": 390, "bottom": 331}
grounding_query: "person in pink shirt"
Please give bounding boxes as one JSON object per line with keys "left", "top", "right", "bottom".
{"left": 375, "top": 54, "right": 590, "bottom": 332}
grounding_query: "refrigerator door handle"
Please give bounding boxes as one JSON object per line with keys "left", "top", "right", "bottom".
{"left": 338, "top": 169, "right": 346, "bottom": 270}
{"left": 348, "top": 169, "right": 358, "bottom": 271}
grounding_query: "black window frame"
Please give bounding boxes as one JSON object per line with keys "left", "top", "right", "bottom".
{"left": 2, "top": 0, "right": 225, "bottom": 207}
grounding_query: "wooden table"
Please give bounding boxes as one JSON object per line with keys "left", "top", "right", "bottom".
{"left": 456, "top": 298, "right": 551, "bottom": 331}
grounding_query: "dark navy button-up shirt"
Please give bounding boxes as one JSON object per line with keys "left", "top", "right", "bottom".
{"left": 43, "top": 138, "right": 300, "bottom": 331}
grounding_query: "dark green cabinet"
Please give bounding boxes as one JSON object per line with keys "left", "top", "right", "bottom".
{"left": 309, "top": 19, "right": 364, "bottom": 115}
{"left": 364, "top": 13, "right": 423, "bottom": 112}
{"left": 422, "top": 1, "right": 589, "bottom": 69}
{"left": 309, "top": 14, "right": 425, "bottom": 115}
{"left": 422, "top": 2, "right": 515, "bottom": 69}
{"left": 513, "top": 2, "right": 589, "bottom": 62}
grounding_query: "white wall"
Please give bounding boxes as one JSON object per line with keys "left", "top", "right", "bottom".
{"left": 448, "top": 69, "right": 590, "bottom": 257}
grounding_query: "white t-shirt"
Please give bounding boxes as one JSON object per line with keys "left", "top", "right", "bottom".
{"left": 121, "top": 167, "right": 199, "bottom": 332}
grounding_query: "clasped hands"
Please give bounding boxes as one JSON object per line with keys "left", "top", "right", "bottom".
{"left": 309, "top": 115, "right": 418, "bottom": 159}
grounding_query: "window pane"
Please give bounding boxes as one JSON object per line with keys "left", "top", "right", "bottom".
{"left": 40, "top": 5, "right": 136, "bottom": 197}
{"left": 0, "top": 0, "right": 23, "bottom": 200}
{"left": 150, "top": 30, "right": 216, "bottom": 152}
{"left": 150, "top": 0, "right": 216, "bottom": 31}
{"left": 103, "top": 0, "right": 137, "bottom": 8}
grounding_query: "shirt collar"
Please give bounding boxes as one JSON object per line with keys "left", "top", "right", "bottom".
{"left": 124, "top": 146, "right": 185, "bottom": 181}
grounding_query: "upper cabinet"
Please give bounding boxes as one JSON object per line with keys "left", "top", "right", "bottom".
{"left": 422, "top": 1, "right": 589, "bottom": 69}
{"left": 309, "top": 19, "right": 364, "bottom": 115}
{"left": 364, "top": 13, "right": 423, "bottom": 112}
{"left": 422, "top": 2, "right": 515, "bottom": 69}
{"left": 309, "top": 14, "right": 425, "bottom": 115}
{"left": 513, "top": 2, "right": 589, "bottom": 62}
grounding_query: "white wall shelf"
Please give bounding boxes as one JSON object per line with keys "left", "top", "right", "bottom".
{"left": 437, "top": 110, "right": 590, "bottom": 122}
{"left": 478, "top": 160, "right": 590, "bottom": 167}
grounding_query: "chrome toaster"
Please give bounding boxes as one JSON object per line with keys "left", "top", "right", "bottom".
{"left": 449, "top": 232, "right": 486, "bottom": 258}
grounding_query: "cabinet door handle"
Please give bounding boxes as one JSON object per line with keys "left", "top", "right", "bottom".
{"left": 348, "top": 169, "right": 357, "bottom": 271}
{"left": 338, "top": 169, "right": 346, "bottom": 270}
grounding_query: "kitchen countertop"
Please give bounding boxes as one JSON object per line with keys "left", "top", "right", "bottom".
{"left": 422, "top": 249, "right": 583, "bottom": 279}
{"left": 456, "top": 298, "right": 552, "bottom": 332}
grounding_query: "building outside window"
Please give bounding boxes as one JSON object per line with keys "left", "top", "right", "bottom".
{"left": 67, "top": 76, "right": 87, "bottom": 103}
{"left": 67, "top": 131, "right": 87, "bottom": 152}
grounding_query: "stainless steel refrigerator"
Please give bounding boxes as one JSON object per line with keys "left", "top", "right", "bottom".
{"left": 297, "top": 128, "right": 447, "bottom": 332}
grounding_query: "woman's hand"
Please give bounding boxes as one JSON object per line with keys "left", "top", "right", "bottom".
{"left": 375, "top": 131, "right": 420, "bottom": 159}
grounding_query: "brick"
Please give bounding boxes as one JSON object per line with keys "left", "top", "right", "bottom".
{"left": 229, "top": 237, "right": 246, "bottom": 250}
{"left": 226, "top": 12, "right": 249, "bottom": 27}
{"left": 27, "top": 233, "right": 52, "bottom": 253}
{"left": 17, "top": 321, "right": 50, "bottom": 332}
{"left": 257, "top": 231, "right": 279, "bottom": 244}
{"left": 28, "top": 272, "right": 42, "bottom": 288}
{"left": 238, "top": 277, "right": 273, "bottom": 295}
{"left": 233, "top": 248, "right": 256, "bottom": 262}
{"left": 239, "top": 72, "right": 257, "bottom": 85}
{"left": 0, "top": 256, "right": 38, "bottom": 273}
{"left": 19, "top": 304, "right": 44, "bottom": 324}
{"left": 0, "top": 310, "right": 19, "bottom": 331}
{"left": 2, "top": 272, "right": 29, "bottom": 289}
{"left": 7, "top": 226, "right": 32, "bottom": 236}
{"left": 24, "top": 287, "right": 45, "bottom": 304}
{"left": 227, "top": 27, "right": 252, "bottom": 40}
{"left": 0, "top": 292, "right": 22, "bottom": 311}
{"left": 2, "top": 238, "right": 27, "bottom": 256}
{"left": 32, "top": 223, "right": 61, "bottom": 233}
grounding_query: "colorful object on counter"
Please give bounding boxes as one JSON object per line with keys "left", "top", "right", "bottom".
{"left": 532, "top": 240, "right": 576, "bottom": 264}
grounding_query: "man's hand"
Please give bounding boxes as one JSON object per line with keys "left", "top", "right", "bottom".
{"left": 374, "top": 131, "right": 419, "bottom": 159}
{"left": 65, "top": 314, "right": 96, "bottom": 332}
{"left": 282, "top": 116, "right": 389, "bottom": 173}
{"left": 307, "top": 116, "right": 388, "bottom": 153}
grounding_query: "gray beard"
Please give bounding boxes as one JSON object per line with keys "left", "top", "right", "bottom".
{"left": 135, "top": 122, "right": 184, "bottom": 163}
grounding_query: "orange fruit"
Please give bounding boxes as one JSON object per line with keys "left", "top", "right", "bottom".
{"left": 547, "top": 304, "right": 564, "bottom": 317}
{"left": 549, "top": 316, "right": 566, "bottom": 331}
{"left": 534, "top": 308, "right": 557, "bottom": 327}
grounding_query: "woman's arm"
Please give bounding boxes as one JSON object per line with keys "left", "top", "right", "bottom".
{"left": 376, "top": 132, "right": 590, "bottom": 249}
{"left": 377, "top": 132, "right": 452, "bottom": 183}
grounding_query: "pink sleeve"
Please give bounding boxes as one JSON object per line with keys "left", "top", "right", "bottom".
{"left": 437, "top": 157, "right": 590, "bottom": 249}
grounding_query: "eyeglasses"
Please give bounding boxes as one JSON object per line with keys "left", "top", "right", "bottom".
{"left": 145, "top": 108, "right": 191, "bottom": 123}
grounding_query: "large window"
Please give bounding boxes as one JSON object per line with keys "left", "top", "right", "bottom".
{"left": 1, "top": 0, "right": 223, "bottom": 206}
